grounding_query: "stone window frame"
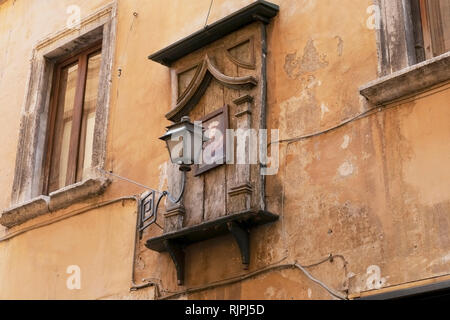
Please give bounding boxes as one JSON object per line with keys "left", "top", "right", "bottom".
{"left": 1, "top": 3, "right": 117, "bottom": 227}
{"left": 361, "top": 0, "right": 450, "bottom": 105}
{"left": 374, "top": 0, "right": 420, "bottom": 76}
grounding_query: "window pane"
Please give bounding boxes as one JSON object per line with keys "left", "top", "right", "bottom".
{"left": 49, "top": 62, "right": 78, "bottom": 193}
{"left": 77, "top": 51, "right": 101, "bottom": 181}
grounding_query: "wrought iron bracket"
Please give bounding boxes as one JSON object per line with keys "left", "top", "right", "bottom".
{"left": 138, "top": 171, "right": 187, "bottom": 238}
{"left": 139, "top": 191, "right": 166, "bottom": 238}
{"left": 228, "top": 221, "right": 250, "bottom": 270}
{"left": 98, "top": 168, "right": 187, "bottom": 238}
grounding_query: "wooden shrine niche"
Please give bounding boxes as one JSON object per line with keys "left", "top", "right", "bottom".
{"left": 146, "top": 1, "right": 279, "bottom": 285}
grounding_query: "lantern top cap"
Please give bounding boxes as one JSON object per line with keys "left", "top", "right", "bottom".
{"left": 159, "top": 116, "right": 204, "bottom": 142}
{"left": 164, "top": 116, "right": 202, "bottom": 131}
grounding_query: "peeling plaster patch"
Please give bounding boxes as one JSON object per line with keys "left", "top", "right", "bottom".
{"left": 333, "top": 202, "right": 380, "bottom": 248}
{"left": 335, "top": 36, "right": 344, "bottom": 56}
{"left": 279, "top": 95, "right": 304, "bottom": 137}
{"left": 284, "top": 0, "right": 316, "bottom": 16}
{"left": 306, "top": 77, "right": 322, "bottom": 89}
{"left": 341, "top": 135, "right": 351, "bottom": 149}
{"left": 320, "top": 103, "right": 330, "bottom": 119}
{"left": 265, "top": 286, "right": 276, "bottom": 299}
{"left": 428, "top": 252, "right": 450, "bottom": 269}
{"left": 280, "top": 95, "right": 303, "bottom": 112}
{"left": 279, "top": 75, "right": 321, "bottom": 138}
{"left": 136, "top": 257, "right": 145, "bottom": 271}
{"left": 307, "top": 288, "right": 312, "bottom": 298}
{"left": 284, "top": 39, "right": 329, "bottom": 79}
{"left": 362, "top": 152, "right": 371, "bottom": 160}
{"left": 338, "top": 161, "right": 354, "bottom": 177}
{"left": 158, "top": 161, "right": 169, "bottom": 191}
{"left": 440, "top": 253, "right": 450, "bottom": 264}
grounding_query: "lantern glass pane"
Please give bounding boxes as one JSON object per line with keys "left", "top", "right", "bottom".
{"left": 161, "top": 118, "right": 205, "bottom": 166}
{"left": 166, "top": 134, "right": 184, "bottom": 164}
{"left": 193, "top": 132, "right": 203, "bottom": 164}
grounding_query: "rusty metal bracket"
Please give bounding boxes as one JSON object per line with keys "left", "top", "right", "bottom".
{"left": 228, "top": 221, "right": 250, "bottom": 270}
{"left": 163, "top": 239, "right": 185, "bottom": 286}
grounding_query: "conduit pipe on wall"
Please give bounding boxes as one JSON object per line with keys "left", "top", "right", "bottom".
{"left": 260, "top": 22, "right": 268, "bottom": 211}
{"left": 270, "top": 81, "right": 450, "bottom": 146}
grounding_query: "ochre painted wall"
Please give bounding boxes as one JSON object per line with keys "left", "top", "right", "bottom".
{"left": 0, "top": 0, "right": 449, "bottom": 299}
{"left": 0, "top": 199, "right": 137, "bottom": 299}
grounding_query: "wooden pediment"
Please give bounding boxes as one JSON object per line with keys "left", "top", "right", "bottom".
{"left": 148, "top": 0, "right": 279, "bottom": 66}
{"left": 166, "top": 55, "right": 258, "bottom": 122}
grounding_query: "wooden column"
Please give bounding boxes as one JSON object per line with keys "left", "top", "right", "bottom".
{"left": 228, "top": 95, "right": 254, "bottom": 213}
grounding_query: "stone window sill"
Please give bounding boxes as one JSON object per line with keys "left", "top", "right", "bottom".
{"left": 0, "top": 177, "right": 110, "bottom": 228}
{"left": 360, "top": 51, "right": 450, "bottom": 106}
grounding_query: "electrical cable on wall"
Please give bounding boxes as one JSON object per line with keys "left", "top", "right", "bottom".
{"left": 204, "top": 0, "right": 214, "bottom": 27}
{"left": 140, "top": 255, "right": 349, "bottom": 300}
{"left": 98, "top": 168, "right": 161, "bottom": 194}
{"left": 269, "top": 83, "right": 450, "bottom": 147}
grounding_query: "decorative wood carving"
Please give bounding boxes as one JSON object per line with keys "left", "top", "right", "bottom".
{"left": 228, "top": 221, "right": 251, "bottom": 270}
{"left": 146, "top": 0, "right": 279, "bottom": 286}
{"left": 163, "top": 240, "right": 185, "bottom": 285}
{"left": 228, "top": 94, "right": 254, "bottom": 213}
{"left": 177, "top": 64, "right": 201, "bottom": 103}
{"left": 226, "top": 37, "right": 256, "bottom": 69}
{"left": 166, "top": 55, "right": 257, "bottom": 122}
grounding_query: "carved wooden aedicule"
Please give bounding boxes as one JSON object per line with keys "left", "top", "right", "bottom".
{"left": 145, "top": 0, "right": 279, "bottom": 285}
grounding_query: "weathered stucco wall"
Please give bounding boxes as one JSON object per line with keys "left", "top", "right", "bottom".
{"left": 0, "top": 0, "right": 449, "bottom": 299}
{"left": 0, "top": 199, "right": 137, "bottom": 299}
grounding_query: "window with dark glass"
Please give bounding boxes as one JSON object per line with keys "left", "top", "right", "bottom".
{"left": 43, "top": 42, "right": 102, "bottom": 194}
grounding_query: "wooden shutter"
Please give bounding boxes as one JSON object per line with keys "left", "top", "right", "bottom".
{"left": 419, "top": 0, "right": 450, "bottom": 59}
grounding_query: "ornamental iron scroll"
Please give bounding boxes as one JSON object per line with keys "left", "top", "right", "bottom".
{"left": 138, "top": 171, "right": 186, "bottom": 238}
{"left": 98, "top": 169, "right": 186, "bottom": 238}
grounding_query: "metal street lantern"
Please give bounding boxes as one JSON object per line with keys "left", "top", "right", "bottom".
{"left": 159, "top": 116, "right": 205, "bottom": 172}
